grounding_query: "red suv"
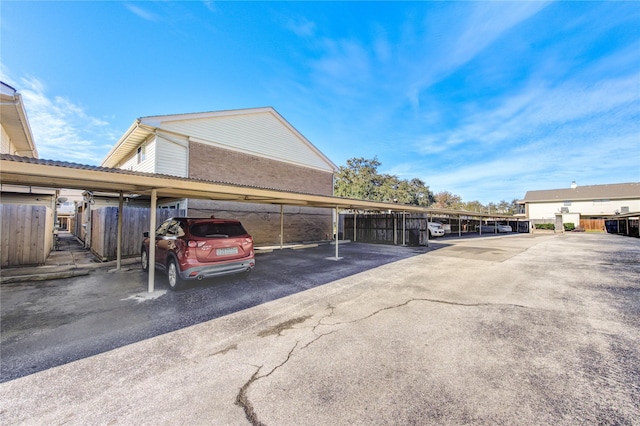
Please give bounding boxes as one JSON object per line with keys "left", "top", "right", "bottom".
{"left": 141, "top": 216, "right": 255, "bottom": 290}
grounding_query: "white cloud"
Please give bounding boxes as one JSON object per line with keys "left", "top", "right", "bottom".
{"left": 286, "top": 17, "right": 316, "bottom": 38}
{"left": 405, "top": 2, "right": 550, "bottom": 107}
{"left": 124, "top": 3, "right": 159, "bottom": 22}
{"left": 412, "top": 68, "right": 639, "bottom": 158}
{"left": 17, "top": 76, "right": 116, "bottom": 165}
{"left": 202, "top": 1, "right": 217, "bottom": 13}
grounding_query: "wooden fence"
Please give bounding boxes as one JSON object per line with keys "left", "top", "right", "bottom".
{"left": 580, "top": 219, "right": 605, "bottom": 232}
{"left": 342, "top": 214, "right": 429, "bottom": 246}
{"left": 1, "top": 205, "right": 53, "bottom": 267}
{"left": 90, "top": 207, "right": 184, "bottom": 261}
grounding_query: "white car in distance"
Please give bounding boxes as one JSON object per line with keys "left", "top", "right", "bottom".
{"left": 477, "top": 223, "right": 512, "bottom": 233}
{"left": 427, "top": 222, "right": 445, "bottom": 238}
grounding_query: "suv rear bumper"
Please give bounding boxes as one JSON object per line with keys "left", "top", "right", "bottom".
{"left": 180, "top": 257, "right": 255, "bottom": 280}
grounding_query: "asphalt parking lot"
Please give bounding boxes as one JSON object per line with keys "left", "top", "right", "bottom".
{"left": 1, "top": 241, "right": 428, "bottom": 383}
{"left": 1, "top": 233, "right": 639, "bottom": 425}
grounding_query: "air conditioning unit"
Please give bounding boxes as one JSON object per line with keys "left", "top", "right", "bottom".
{"left": 621, "top": 206, "right": 629, "bottom": 214}
{"left": 560, "top": 207, "right": 569, "bottom": 213}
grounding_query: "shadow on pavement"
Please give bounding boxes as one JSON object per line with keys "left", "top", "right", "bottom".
{"left": 1, "top": 242, "right": 435, "bottom": 382}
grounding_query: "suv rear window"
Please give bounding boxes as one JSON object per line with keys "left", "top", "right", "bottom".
{"left": 190, "top": 222, "right": 248, "bottom": 238}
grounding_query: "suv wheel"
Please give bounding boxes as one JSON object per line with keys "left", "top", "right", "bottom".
{"left": 167, "top": 258, "right": 183, "bottom": 291}
{"left": 141, "top": 247, "right": 149, "bottom": 272}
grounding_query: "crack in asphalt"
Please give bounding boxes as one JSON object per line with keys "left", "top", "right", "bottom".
{"left": 235, "top": 298, "right": 531, "bottom": 425}
{"left": 235, "top": 342, "right": 300, "bottom": 426}
{"left": 346, "top": 298, "right": 532, "bottom": 324}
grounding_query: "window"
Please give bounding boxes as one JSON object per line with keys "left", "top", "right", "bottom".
{"left": 137, "top": 145, "right": 146, "bottom": 164}
{"left": 155, "top": 219, "right": 171, "bottom": 237}
{"left": 166, "top": 220, "right": 185, "bottom": 237}
{"left": 563, "top": 201, "right": 572, "bottom": 206}
{"left": 190, "top": 223, "right": 248, "bottom": 238}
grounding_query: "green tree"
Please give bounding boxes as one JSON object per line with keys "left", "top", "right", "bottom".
{"left": 434, "top": 191, "right": 463, "bottom": 209}
{"left": 334, "top": 157, "right": 382, "bottom": 200}
{"left": 334, "top": 157, "right": 433, "bottom": 206}
{"left": 463, "top": 200, "right": 485, "bottom": 212}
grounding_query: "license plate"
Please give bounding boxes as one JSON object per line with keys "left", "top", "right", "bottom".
{"left": 216, "top": 247, "right": 238, "bottom": 256}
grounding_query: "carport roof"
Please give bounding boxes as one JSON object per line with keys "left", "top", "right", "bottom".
{"left": 0, "top": 154, "right": 513, "bottom": 218}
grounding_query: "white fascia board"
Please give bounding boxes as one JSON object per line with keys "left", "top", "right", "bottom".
{"left": 101, "top": 120, "right": 156, "bottom": 168}
{"left": 138, "top": 107, "right": 274, "bottom": 127}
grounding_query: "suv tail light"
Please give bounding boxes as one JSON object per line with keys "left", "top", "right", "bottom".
{"left": 188, "top": 240, "right": 206, "bottom": 248}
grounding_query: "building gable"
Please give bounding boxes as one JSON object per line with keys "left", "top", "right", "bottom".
{"left": 140, "top": 107, "right": 336, "bottom": 173}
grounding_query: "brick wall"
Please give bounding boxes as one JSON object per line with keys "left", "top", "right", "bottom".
{"left": 187, "top": 200, "right": 333, "bottom": 245}
{"left": 188, "top": 142, "right": 334, "bottom": 245}
{"left": 189, "top": 142, "right": 333, "bottom": 195}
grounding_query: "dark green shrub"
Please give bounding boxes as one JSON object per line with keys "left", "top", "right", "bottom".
{"left": 563, "top": 223, "right": 576, "bottom": 231}
{"left": 535, "top": 223, "right": 555, "bottom": 230}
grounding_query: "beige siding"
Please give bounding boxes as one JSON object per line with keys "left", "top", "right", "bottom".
{"left": 155, "top": 134, "right": 188, "bottom": 177}
{"left": 528, "top": 199, "right": 640, "bottom": 220}
{"left": 0, "top": 193, "right": 55, "bottom": 206}
{"left": 119, "top": 138, "right": 156, "bottom": 173}
{"left": 1, "top": 125, "right": 11, "bottom": 154}
{"left": 160, "top": 111, "right": 332, "bottom": 171}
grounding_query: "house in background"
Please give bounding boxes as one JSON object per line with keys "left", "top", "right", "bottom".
{"left": 1, "top": 81, "right": 56, "bottom": 266}
{"left": 101, "top": 107, "right": 338, "bottom": 245}
{"left": 1, "top": 81, "right": 38, "bottom": 158}
{"left": 518, "top": 181, "right": 640, "bottom": 232}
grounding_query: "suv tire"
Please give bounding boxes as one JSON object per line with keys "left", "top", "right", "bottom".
{"left": 167, "top": 258, "right": 183, "bottom": 291}
{"left": 141, "top": 247, "right": 149, "bottom": 272}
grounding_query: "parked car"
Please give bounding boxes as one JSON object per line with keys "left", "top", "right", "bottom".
{"left": 476, "top": 223, "right": 513, "bottom": 233}
{"left": 496, "top": 223, "right": 513, "bottom": 233}
{"left": 427, "top": 221, "right": 445, "bottom": 238}
{"left": 141, "top": 216, "right": 255, "bottom": 290}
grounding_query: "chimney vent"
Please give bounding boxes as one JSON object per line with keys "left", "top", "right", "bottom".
{"left": 571, "top": 181, "right": 577, "bottom": 189}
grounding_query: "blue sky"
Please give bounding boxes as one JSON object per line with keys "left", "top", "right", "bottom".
{"left": 1, "top": 1, "right": 639, "bottom": 204}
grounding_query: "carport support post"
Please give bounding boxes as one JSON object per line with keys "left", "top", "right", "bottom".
{"left": 353, "top": 212, "right": 357, "bottom": 242}
{"left": 393, "top": 213, "right": 397, "bottom": 245}
{"left": 148, "top": 189, "right": 157, "bottom": 293}
{"left": 335, "top": 205, "right": 339, "bottom": 259}
{"left": 116, "top": 191, "right": 123, "bottom": 270}
{"left": 402, "top": 211, "right": 406, "bottom": 246}
{"left": 426, "top": 212, "right": 430, "bottom": 247}
{"left": 626, "top": 218, "right": 630, "bottom": 236}
{"left": 458, "top": 215, "right": 462, "bottom": 237}
{"left": 280, "top": 204, "right": 284, "bottom": 250}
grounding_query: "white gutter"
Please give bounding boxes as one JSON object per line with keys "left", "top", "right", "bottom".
{"left": 100, "top": 119, "right": 142, "bottom": 167}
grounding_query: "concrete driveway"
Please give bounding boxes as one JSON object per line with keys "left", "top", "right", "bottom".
{"left": 1, "top": 233, "right": 639, "bottom": 425}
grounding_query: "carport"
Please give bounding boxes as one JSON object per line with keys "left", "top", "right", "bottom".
{"left": 1, "top": 154, "right": 517, "bottom": 292}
